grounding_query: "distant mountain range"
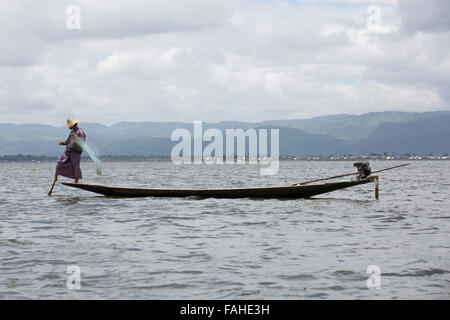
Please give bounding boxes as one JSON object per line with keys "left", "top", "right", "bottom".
{"left": 1, "top": 111, "right": 449, "bottom": 156}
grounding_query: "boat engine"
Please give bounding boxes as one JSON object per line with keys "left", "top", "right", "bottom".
{"left": 354, "top": 161, "right": 371, "bottom": 180}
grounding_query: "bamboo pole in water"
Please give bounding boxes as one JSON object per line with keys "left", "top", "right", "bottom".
{"left": 375, "top": 176, "right": 379, "bottom": 200}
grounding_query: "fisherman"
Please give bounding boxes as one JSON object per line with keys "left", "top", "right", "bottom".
{"left": 48, "top": 117, "right": 86, "bottom": 196}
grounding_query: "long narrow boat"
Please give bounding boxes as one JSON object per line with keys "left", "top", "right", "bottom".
{"left": 61, "top": 176, "right": 377, "bottom": 199}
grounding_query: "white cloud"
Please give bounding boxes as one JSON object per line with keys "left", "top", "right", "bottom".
{"left": 0, "top": 0, "right": 449, "bottom": 125}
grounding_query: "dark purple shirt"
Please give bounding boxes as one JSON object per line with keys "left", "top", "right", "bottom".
{"left": 66, "top": 127, "right": 86, "bottom": 153}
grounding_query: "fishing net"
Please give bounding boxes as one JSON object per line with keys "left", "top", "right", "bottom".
{"left": 72, "top": 134, "right": 103, "bottom": 175}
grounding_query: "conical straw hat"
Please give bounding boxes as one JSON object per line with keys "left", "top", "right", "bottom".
{"left": 66, "top": 117, "right": 79, "bottom": 128}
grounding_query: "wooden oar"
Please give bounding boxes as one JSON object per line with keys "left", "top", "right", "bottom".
{"left": 292, "top": 163, "right": 409, "bottom": 186}
{"left": 48, "top": 176, "right": 57, "bottom": 196}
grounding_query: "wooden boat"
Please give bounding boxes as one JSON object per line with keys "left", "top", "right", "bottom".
{"left": 61, "top": 176, "right": 378, "bottom": 199}
{"left": 59, "top": 163, "right": 409, "bottom": 199}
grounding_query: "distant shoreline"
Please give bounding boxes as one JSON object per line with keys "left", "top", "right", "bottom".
{"left": 1, "top": 154, "right": 448, "bottom": 162}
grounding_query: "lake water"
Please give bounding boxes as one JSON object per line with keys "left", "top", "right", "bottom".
{"left": 0, "top": 160, "right": 449, "bottom": 299}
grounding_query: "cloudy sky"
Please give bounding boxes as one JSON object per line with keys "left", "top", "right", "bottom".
{"left": 0, "top": 0, "right": 449, "bottom": 125}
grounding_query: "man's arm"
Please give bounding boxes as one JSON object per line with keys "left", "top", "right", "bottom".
{"left": 59, "top": 134, "right": 70, "bottom": 146}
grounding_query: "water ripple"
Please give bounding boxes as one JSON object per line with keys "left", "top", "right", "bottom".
{"left": 0, "top": 160, "right": 449, "bottom": 299}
